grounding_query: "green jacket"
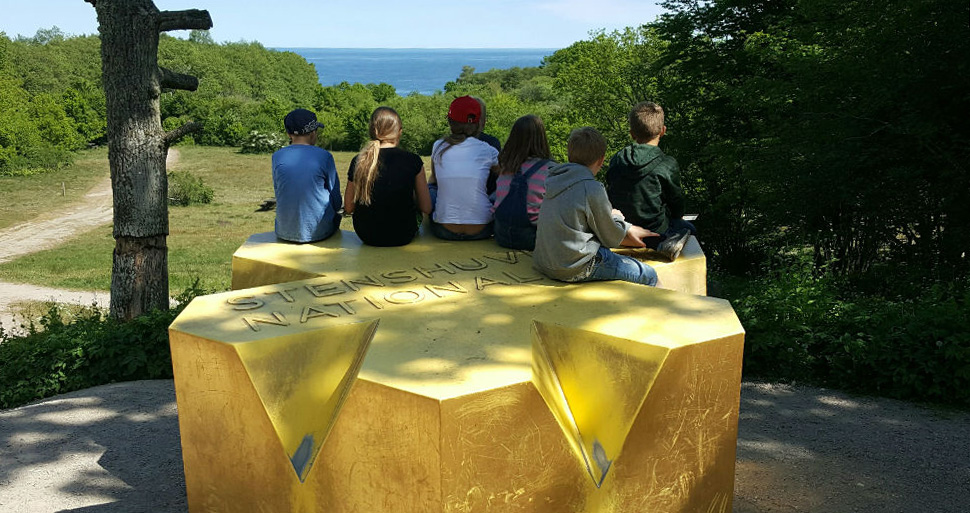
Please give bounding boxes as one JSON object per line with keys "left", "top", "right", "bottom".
{"left": 606, "top": 143, "right": 685, "bottom": 234}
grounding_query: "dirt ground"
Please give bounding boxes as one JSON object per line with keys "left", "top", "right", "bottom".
{"left": 1, "top": 380, "right": 967, "bottom": 513}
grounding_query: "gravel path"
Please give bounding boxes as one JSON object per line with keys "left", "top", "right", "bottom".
{"left": 0, "top": 150, "right": 180, "bottom": 330}
{"left": 0, "top": 380, "right": 967, "bottom": 513}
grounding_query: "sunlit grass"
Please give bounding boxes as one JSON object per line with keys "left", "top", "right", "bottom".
{"left": 0, "top": 145, "right": 421, "bottom": 292}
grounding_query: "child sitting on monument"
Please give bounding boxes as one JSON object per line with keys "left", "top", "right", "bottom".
{"left": 272, "top": 109, "right": 342, "bottom": 243}
{"left": 427, "top": 96, "right": 499, "bottom": 241}
{"left": 533, "top": 127, "right": 659, "bottom": 286}
{"left": 606, "top": 101, "right": 695, "bottom": 261}
{"left": 345, "top": 107, "right": 433, "bottom": 247}
{"left": 490, "top": 114, "right": 555, "bottom": 250}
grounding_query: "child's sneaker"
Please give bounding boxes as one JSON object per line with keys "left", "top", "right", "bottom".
{"left": 657, "top": 229, "right": 690, "bottom": 261}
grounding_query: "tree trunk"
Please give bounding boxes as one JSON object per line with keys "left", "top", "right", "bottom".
{"left": 87, "top": 0, "right": 210, "bottom": 320}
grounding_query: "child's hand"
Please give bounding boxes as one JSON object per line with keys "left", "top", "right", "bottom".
{"left": 621, "top": 225, "right": 658, "bottom": 247}
{"left": 611, "top": 209, "right": 625, "bottom": 220}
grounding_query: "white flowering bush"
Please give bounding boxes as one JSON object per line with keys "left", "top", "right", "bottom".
{"left": 240, "top": 130, "right": 288, "bottom": 154}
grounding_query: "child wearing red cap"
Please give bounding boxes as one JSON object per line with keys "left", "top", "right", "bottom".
{"left": 427, "top": 96, "right": 499, "bottom": 240}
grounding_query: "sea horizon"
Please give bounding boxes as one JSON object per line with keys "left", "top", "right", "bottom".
{"left": 278, "top": 46, "right": 559, "bottom": 50}
{"left": 277, "top": 47, "right": 557, "bottom": 96}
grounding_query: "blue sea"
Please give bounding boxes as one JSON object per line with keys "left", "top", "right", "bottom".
{"left": 277, "top": 48, "right": 556, "bottom": 96}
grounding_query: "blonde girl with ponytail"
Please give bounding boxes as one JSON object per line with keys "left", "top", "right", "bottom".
{"left": 345, "top": 107, "right": 432, "bottom": 246}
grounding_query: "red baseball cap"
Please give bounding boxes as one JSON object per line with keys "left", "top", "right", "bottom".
{"left": 448, "top": 96, "right": 481, "bottom": 123}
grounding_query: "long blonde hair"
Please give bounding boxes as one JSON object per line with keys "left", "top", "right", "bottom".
{"left": 353, "top": 107, "right": 402, "bottom": 205}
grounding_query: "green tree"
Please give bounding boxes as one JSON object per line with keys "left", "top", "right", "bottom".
{"left": 546, "top": 28, "right": 666, "bottom": 151}
{"left": 653, "top": 0, "right": 970, "bottom": 275}
{"left": 367, "top": 82, "right": 397, "bottom": 103}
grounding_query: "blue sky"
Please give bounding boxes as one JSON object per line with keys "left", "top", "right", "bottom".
{"left": 1, "top": 0, "right": 665, "bottom": 49}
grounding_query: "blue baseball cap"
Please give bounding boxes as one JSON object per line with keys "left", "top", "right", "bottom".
{"left": 284, "top": 109, "right": 324, "bottom": 135}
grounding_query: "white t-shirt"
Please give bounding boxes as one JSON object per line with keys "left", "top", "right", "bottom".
{"left": 432, "top": 137, "right": 499, "bottom": 224}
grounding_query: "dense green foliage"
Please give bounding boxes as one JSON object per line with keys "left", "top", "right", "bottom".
{"left": 0, "top": 28, "right": 324, "bottom": 174}
{"left": 638, "top": 0, "right": 969, "bottom": 404}
{"left": 651, "top": 0, "right": 970, "bottom": 277}
{"left": 0, "top": 284, "right": 205, "bottom": 409}
{"left": 158, "top": 31, "right": 322, "bottom": 146}
{"left": 725, "top": 269, "right": 970, "bottom": 404}
{"left": 0, "top": 29, "right": 102, "bottom": 175}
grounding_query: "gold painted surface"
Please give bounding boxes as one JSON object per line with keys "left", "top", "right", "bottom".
{"left": 532, "top": 322, "right": 670, "bottom": 488}
{"left": 170, "top": 330, "right": 442, "bottom": 512}
{"left": 171, "top": 229, "right": 744, "bottom": 512}
{"left": 613, "top": 235, "right": 707, "bottom": 295}
{"left": 592, "top": 335, "right": 745, "bottom": 513}
{"left": 171, "top": 330, "right": 304, "bottom": 511}
{"left": 439, "top": 382, "right": 589, "bottom": 513}
{"left": 233, "top": 230, "right": 707, "bottom": 296}
{"left": 171, "top": 268, "right": 739, "bottom": 400}
{"left": 234, "top": 320, "right": 376, "bottom": 482}
{"left": 309, "top": 379, "right": 443, "bottom": 513}
{"left": 231, "top": 256, "right": 317, "bottom": 291}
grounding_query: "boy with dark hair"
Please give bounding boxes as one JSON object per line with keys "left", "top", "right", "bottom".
{"left": 606, "top": 102, "right": 695, "bottom": 261}
{"left": 272, "top": 109, "right": 342, "bottom": 243}
{"left": 533, "top": 127, "right": 659, "bottom": 286}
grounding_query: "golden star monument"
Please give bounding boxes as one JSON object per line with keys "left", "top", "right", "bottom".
{"left": 169, "top": 230, "right": 744, "bottom": 512}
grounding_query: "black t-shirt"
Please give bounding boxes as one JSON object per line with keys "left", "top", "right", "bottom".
{"left": 348, "top": 147, "right": 424, "bottom": 246}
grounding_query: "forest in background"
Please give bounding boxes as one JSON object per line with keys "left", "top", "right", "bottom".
{"left": 1, "top": 0, "right": 968, "bottom": 404}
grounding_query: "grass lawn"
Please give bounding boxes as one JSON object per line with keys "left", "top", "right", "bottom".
{"left": 0, "top": 145, "right": 412, "bottom": 293}
{"left": 0, "top": 149, "right": 110, "bottom": 231}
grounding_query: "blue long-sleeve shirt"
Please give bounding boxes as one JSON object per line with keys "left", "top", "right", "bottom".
{"left": 272, "top": 144, "right": 342, "bottom": 242}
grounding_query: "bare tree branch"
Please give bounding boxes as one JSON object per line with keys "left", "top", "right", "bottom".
{"left": 159, "top": 67, "right": 199, "bottom": 91}
{"left": 164, "top": 121, "right": 202, "bottom": 147}
{"left": 158, "top": 9, "right": 212, "bottom": 32}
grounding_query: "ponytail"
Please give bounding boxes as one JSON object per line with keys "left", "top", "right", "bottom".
{"left": 353, "top": 106, "right": 402, "bottom": 206}
{"left": 353, "top": 140, "right": 381, "bottom": 205}
{"left": 433, "top": 119, "right": 479, "bottom": 165}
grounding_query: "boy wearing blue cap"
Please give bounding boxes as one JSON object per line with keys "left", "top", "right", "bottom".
{"left": 272, "top": 109, "right": 342, "bottom": 242}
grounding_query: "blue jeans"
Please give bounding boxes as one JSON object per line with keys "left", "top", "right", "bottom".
{"left": 429, "top": 220, "right": 493, "bottom": 241}
{"left": 575, "top": 247, "right": 658, "bottom": 287}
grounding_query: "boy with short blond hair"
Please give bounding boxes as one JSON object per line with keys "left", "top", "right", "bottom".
{"left": 607, "top": 101, "right": 694, "bottom": 260}
{"left": 533, "top": 127, "right": 659, "bottom": 286}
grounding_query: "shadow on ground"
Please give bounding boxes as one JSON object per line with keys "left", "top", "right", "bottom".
{"left": 734, "top": 381, "right": 970, "bottom": 513}
{"left": 0, "top": 381, "right": 185, "bottom": 513}
{"left": 1, "top": 380, "right": 968, "bottom": 512}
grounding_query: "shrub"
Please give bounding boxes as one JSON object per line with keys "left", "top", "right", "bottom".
{"left": 723, "top": 267, "right": 970, "bottom": 406}
{"left": 168, "top": 170, "right": 214, "bottom": 206}
{"left": 0, "top": 282, "right": 209, "bottom": 409}
{"left": 239, "top": 130, "right": 287, "bottom": 154}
